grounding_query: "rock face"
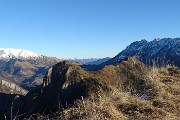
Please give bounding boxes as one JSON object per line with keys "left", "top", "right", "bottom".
{"left": 16, "top": 61, "right": 100, "bottom": 115}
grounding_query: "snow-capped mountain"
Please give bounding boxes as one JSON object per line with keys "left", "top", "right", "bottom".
{"left": 0, "top": 48, "right": 42, "bottom": 59}
{"left": 104, "top": 38, "right": 180, "bottom": 67}
{"left": 0, "top": 48, "right": 61, "bottom": 90}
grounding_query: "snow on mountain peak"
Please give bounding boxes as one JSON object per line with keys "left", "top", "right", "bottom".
{"left": 104, "top": 37, "right": 180, "bottom": 67}
{"left": 0, "top": 48, "right": 42, "bottom": 59}
{"left": 154, "top": 37, "right": 161, "bottom": 41}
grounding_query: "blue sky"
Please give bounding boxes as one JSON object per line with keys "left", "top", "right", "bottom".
{"left": 0, "top": 0, "right": 180, "bottom": 58}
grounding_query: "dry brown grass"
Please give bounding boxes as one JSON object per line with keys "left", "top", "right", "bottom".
{"left": 145, "top": 65, "right": 180, "bottom": 119}
{"left": 16, "top": 63, "right": 180, "bottom": 120}
{"left": 61, "top": 65, "right": 179, "bottom": 120}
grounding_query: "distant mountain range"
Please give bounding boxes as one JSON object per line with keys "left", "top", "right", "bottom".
{"left": 86, "top": 57, "right": 111, "bottom": 65}
{"left": 64, "top": 57, "right": 111, "bottom": 65}
{"left": 104, "top": 38, "right": 180, "bottom": 67}
{"left": 67, "top": 58, "right": 101, "bottom": 65}
{"left": 0, "top": 48, "right": 110, "bottom": 90}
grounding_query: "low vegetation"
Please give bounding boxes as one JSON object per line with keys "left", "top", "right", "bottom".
{"left": 2, "top": 58, "right": 179, "bottom": 120}
{"left": 16, "top": 59, "right": 179, "bottom": 120}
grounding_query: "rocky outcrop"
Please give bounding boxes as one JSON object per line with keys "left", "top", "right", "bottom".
{"left": 14, "top": 61, "right": 105, "bottom": 116}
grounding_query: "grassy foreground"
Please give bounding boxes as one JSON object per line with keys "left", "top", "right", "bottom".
{"left": 19, "top": 63, "right": 179, "bottom": 120}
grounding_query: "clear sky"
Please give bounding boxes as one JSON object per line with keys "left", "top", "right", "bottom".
{"left": 0, "top": 0, "right": 180, "bottom": 58}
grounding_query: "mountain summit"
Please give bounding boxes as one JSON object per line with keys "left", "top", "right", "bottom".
{"left": 105, "top": 38, "right": 180, "bottom": 67}
{"left": 0, "top": 48, "right": 42, "bottom": 59}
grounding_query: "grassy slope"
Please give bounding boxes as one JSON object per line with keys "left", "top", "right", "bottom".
{"left": 17, "top": 58, "right": 180, "bottom": 120}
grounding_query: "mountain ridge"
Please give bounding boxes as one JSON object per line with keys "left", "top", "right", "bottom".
{"left": 0, "top": 48, "right": 42, "bottom": 59}
{"left": 104, "top": 37, "right": 180, "bottom": 67}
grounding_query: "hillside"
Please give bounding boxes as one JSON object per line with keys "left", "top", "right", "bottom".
{"left": 0, "top": 79, "right": 27, "bottom": 95}
{"left": 0, "top": 57, "right": 179, "bottom": 119}
{"left": 0, "top": 48, "right": 61, "bottom": 90}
